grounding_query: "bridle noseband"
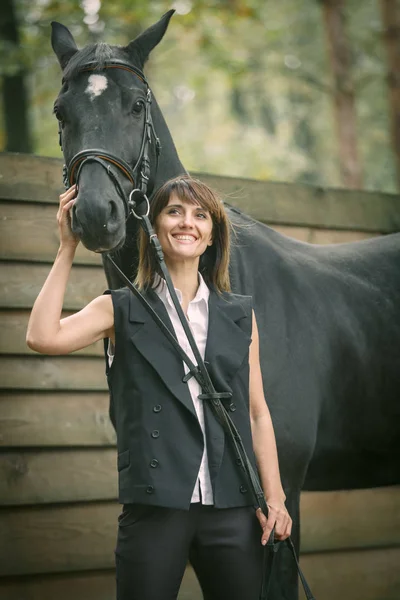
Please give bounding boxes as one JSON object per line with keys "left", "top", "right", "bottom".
{"left": 59, "top": 59, "right": 161, "bottom": 215}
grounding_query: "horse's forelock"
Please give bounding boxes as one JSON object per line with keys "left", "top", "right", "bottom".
{"left": 62, "top": 43, "right": 120, "bottom": 81}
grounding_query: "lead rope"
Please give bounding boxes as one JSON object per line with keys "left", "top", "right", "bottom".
{"left": 106, "top": 198, "right": 315, "bottom": 600}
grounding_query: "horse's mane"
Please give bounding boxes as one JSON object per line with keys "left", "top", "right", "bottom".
{"left": 63, "top": 43, "right": 118, "bottom": 80}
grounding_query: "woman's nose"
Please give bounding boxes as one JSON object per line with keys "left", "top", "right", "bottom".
{"left": 179, "top": 213, "right": 194, "bottom": 227}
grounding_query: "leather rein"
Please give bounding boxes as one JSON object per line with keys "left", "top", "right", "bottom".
{"left": 58, "top": 59, "right": 315, "bottom": 600}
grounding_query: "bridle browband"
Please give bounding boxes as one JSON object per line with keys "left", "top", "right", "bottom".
{"left": 59, "top": 59, "right": 161, "bottom": 214}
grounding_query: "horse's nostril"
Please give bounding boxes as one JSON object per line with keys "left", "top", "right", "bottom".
{"left": 71, "top": 204, "right": 83, "bottom": 235}
{"left": 109, "top": 200, "right": 118, "bottom": 222}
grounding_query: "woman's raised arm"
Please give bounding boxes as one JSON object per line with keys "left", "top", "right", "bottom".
{"left": 26, "top": 186, "right": 114, "bottom": 355}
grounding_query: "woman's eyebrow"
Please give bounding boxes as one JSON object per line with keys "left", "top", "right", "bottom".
{"left": 165, "top": 203, "right": 209, "bottom": 212}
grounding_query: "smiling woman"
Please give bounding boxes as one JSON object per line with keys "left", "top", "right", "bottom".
{"left": 26, "top": 173, "right": 292, "bottom": 600}
{"left": 135, "top": 175, "right": 231, "bottom": 294}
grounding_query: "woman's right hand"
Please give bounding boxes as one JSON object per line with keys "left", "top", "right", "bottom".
{"left": 57, "top": 185, "right": 80, "bottom": 249}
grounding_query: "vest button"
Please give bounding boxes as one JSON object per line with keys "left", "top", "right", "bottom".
{"left": 229, "top": 403, "right": 237, "bottom": 412}
{"left": 150, "top": 459, "right": 159, "bottom": 468}
{"left": 236, "top": 458, "right": 243, "bottom": 467}
{"left": 151, "top": 430, "right": 160, "bottom": 438}
{"left": 153, "top": 405, "right": 162, "bottom": 413}
{"left": 146, "top": 485, "right": 155, "bottom": 494}
{"left": 240, "top": 485, "right": 248, "bottom": 494}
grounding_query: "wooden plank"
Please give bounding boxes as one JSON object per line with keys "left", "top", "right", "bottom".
{"left": 299, "top": 547, "right": 400, "bottom": 600}
{"left": 307, "top": 228, "right": 380, "bottom": 245}
{"left": 1, "top": 488, "right": 399, "bottom": 575}
{"left": 0, "top": 356, "right": 107, "bottom": 391}
{"left": 0, "top": 310, "right": 103, "bottom": 356}
{"left": 0, "top": 392, "right": 115, "bottom": 447}
{"left": 204, "top": 173, "right": 400, "bottom": 233}
{"left": 0, "top": 202, "right": 380, "bottom": 267}
{"left": 0, "top": 565, "right": 201, "bottom": 600}
{"left": 271, "top": 225, "right": 313, "bottom": 243}
{"left": 0, "top": 202, "right": 102, "bottom": 265}
{"left": 0, "top": 503, "right": 119, "bottom": 575}
{"left": 0, "top": 449, "right": 117, "bottom": 505}
{"left": 0, "top": 548, "right": 399, "bottom": 600}
{"left": 1, "top": 153, "right": 399, "bottom": 232}
{"left": 0, "top": 263, "right": 106, "bottom": 310}
{"left": 0, "top": 571, "right": 117, "bottom": 600}
{"left": 0, "top": 154, "right": 65, "bottom": 203}
{"left": 273, "top": 224, "right": 379, "bottom": 244}
{"left": 300, "top": 487, "right": 400, "bottom": 553}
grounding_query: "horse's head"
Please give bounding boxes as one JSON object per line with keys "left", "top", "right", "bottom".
{"left": 51, "top": 10, "right": 175, "bottom": 252}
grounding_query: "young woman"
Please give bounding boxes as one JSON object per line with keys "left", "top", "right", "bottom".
{"left": 27, "top": 176, "right": 291, "bottom": 600}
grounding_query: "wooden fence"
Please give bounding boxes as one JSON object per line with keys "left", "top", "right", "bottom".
{"left": 0, "top": 152, "right": 399, "bottom": 600}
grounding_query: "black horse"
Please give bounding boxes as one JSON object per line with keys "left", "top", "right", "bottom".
{"left": 51, "top": 10, "right": 400, "bottom": 599}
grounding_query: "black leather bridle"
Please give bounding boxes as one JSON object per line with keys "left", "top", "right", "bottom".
{"left": 59, "top": 59, "right": 161, "bottom": 216}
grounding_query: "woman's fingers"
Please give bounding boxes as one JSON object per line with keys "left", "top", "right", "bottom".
{"left": 57, "top": 186, "right": 76, "bottom": 216}
{"left": 256, "top": 504, "right": 292, "bottom": 545}
{"left": 57, "top": 185, "right": 79, "bottom": 247}
{"left": 269, "top": 503, "right": 292, "bottom": 541}
{"left": 255, "top": 507, "right": 268, "bottom": 528}
{"left": 59, "top": 185, "right": 76, "bottom": 206}
{"left": 256, "top": 507, "right": 274, "bottom": 545}
{"left": 60, "top": 184, "right": 77, "bottom": 199}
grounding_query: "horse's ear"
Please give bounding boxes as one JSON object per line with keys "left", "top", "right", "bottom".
{"left": 126, "top": 9, "right": 175, "bottom": 66}
{"left": 51, "top": 21, "right": 78, "bottom": 70}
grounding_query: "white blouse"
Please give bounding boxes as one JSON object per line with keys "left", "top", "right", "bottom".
{"left": 154, "top": 274, "right": 213, "bottom": 505}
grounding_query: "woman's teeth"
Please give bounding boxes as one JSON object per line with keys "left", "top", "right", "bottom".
{"left": 173, "top": 235, "right": 196, "bottom": 241}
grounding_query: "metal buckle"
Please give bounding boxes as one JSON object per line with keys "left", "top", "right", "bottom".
{"left": 128, "top": 189, "right": 150, "bottom": 219}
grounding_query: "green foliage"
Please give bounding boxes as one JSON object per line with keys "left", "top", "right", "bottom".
{"left": 0, "top": 0, "right": 396, "bottom": 192}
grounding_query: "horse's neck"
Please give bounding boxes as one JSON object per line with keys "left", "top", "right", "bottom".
{"left": 151, "top": 95, "right": 186, "bottom": 189}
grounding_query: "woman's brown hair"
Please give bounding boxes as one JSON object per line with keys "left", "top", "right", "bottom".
{"left": 135, "top": 176, "right": 231, "bottom": 293}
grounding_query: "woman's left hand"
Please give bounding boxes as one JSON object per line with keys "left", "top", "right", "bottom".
{"left": 256, "top": 499, "right": 292, "bottom": 545}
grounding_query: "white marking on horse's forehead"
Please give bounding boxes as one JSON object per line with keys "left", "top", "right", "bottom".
{"left": 85, "top": 74, "right": 108, "bottom": 100}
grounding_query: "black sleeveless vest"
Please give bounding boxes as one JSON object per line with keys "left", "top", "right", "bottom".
{"left": 105, "top": 286, "right": 257, "bottom": 510}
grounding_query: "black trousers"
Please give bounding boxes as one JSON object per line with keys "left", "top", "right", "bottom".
{"left": 115, "top": 502, "right": 263, "bottom": 600}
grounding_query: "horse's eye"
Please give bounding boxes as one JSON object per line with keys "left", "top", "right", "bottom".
{"left": 132, "top": 100, "right": 144, "bottom": 114}
{"left": 54, "top": 108, "right": 64, "bottom": 123}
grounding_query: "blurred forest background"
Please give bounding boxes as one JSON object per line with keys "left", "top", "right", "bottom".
{"left": 0, "top": 0, "right": 399, "bottom": 194}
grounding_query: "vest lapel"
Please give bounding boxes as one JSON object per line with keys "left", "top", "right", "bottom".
{"left": 203, "top": 290, "right": 252, "bottom": 484}
{"left": 205, "top": 291, "right": 252, "bottom": 393}
{"left": 128, "top": 289, "right": 198, "bottom": 420}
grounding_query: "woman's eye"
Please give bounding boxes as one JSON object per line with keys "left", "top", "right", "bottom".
{"left": 132, "top": 100, "right": 144, "bottom": 114}
{"left": 197, "top": 212, "right": 207, "bottom": 219}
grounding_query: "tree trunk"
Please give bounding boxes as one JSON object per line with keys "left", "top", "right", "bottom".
{"left": 0, "top": 0, "right": 33, "bottom": 153}
{"left": 321, "top": 0, "right": 363, "bottom": 188}
{"left": 380, "top": 0, "right": 400, "bottom": 191}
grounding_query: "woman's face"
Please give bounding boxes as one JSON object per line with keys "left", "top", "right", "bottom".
{"left": 155, "top": 193, "right": 213, "bottom": 266}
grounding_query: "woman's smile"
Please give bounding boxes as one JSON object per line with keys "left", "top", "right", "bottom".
{"left": 172, "top": 233, "right": 198, "bottom": 243}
